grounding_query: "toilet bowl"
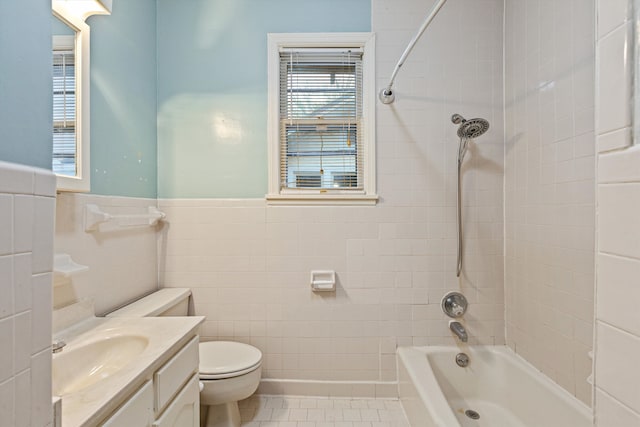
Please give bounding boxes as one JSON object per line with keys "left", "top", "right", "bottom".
{"left": 107, "top": 288, "right": 262, "bottom": 427}
{"left": 199, "top": 341, "right": 262, "bottom": 427}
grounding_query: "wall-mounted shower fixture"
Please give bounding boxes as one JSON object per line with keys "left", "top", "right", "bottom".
{"left": 452, "top": 114, "right": 490, "bottom": 276}
{"left": 442, "top": 291, "right": 468, "bottom": 318}
{"left": 442, "top": 292, "right": 469, "bottom": 342}
{"left": 449, "top": 321, "right": 468, "bottom": 342}
{"left": 452, "top": 114, "right": 490, "bottom": 139}
{"left": 379, "top": 0, "right": 448, "bottom": 104}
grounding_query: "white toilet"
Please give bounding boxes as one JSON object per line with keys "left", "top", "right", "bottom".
{"left": 108, "top": 288, "right": 262, "bottom": 427}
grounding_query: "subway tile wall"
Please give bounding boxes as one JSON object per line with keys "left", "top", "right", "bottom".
{"left": 160, "top": 0, "right": 505, "bottom": 385}
{"left": 0, "top": 161, "right": 56, "bottom": 427}
{"left": 594, "top": 0, "right": 640, "bottom": 425}
{"left": 504, "top": 0, "right": 596, "bottom": 405}
{"left": 54, "top": 193, "right": 159, "bottom": 315}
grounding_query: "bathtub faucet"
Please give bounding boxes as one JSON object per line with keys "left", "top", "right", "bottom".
{"left": 449, "top": 321, "right": 468, "bottom": 342}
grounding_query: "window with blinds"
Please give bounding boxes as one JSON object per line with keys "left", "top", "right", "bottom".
{"left": 52, "top": 49, "right": 76, "bottom": 176}
{"left": 279, "top": 48, "right": 363, "bottom": 191}
{"left": 267, "top": 33, "right": 376, "bottom": 204}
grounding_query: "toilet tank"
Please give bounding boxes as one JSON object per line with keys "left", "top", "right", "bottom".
{"left": 107, "top": 288, "right": 192, "bottom": 317}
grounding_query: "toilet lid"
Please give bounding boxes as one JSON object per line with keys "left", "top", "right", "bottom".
{"left": 199, "top": 341, "right": 262, "bottom": 379}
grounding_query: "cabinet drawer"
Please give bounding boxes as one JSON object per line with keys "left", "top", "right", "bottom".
{"left": 155, "top": 336, "right": 199, "bottom": 414}
{"left": 152, "top": 373, "right": 199, "bottom": 427}
{"left": 101, "top": 380, "right": 153, "bottom": 427}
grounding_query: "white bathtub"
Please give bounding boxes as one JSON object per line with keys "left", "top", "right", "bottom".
{"left": 398, "top": 346, "right": 592, "bottom": 427}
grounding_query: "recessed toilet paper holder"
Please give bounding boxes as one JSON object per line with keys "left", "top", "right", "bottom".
{"left": 310, "top": 270, "right": 336, "bottom": 292}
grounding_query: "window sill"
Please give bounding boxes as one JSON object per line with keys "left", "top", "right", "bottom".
{"left": 56, "top": 174, "right": 90, "bottom": 193}
{"left": 266, "top": 193, "right": 379, "bottom": 206}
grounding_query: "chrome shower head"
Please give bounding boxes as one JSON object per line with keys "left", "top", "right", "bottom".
{"left": 451, "top": 114, "right": 490, "bottom": 139}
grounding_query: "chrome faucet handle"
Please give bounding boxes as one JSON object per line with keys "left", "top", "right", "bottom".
{"left": 451, "top": 303, "right": 464, "bottom": 317}
{"left": 52, "top": 340, "right": 66, "bottom": 354}
{"left": 442, "top": 292, "right": 468, "bottom": 318}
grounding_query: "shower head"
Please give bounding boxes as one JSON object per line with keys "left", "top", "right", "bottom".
{"left": 451, "top": 114, "right": 490, "bottom": 139}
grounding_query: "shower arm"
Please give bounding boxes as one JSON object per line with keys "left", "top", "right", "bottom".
{"left": 379, "top": 0, "right": 449, "bottom": 104}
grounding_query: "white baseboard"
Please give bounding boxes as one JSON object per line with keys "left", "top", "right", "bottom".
{"left": 257, "top": 379, "right": 398, "bottom": 399}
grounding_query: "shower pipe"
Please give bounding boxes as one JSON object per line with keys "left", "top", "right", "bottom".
{"left": 379, "top": 0, "right": 449, "bottom": 104}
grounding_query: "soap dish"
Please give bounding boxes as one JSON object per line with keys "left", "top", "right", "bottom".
{"left": 53, "top": 253, "right": 89, "bottom": 277}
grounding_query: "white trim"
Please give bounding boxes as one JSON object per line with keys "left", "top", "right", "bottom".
{"left": 266, "top": 194, "right": 378, "bottom": 206}
{"left": 52, "top": 6, "right": 91, "bottom": 192}
{"left": 257, "top": 378, "right": 398, "bottom": 398}
{"left": 267, "top": 32, "right": 377, "bottom": 205}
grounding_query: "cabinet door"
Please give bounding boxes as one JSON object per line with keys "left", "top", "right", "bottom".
{"left": 101, "top": 381, "right": 153, "bottom": 427}
{"left": 153, "top": 374, "right": 199, "bottom": 427}
{"left": 155, "top": 336, "right": 199, "bottom": 415}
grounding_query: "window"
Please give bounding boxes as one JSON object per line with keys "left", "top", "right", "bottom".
{"left": 267, "top": 33, "right": 377, "bottom": 205}
{"left": 52, "top": 38, "right": 76, "bottom": 177}
{"left": 52, "top": 0, "right": 109, "bottom": 192}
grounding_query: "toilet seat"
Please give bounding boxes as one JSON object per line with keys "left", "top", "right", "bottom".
{"left": 199, "top": 341, "right": 262, "bottom": 380}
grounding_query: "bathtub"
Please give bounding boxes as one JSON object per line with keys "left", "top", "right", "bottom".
{"left": 397, "top": 346, "right": 592, "bottom": 427}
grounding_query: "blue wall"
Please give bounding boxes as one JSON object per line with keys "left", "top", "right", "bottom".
{"left": 156, "top": 0, "right": 371, "bottom": 198}
{"left": 0, "top": 0, "right": 52, "bottom": 170}
{"left": 88, "top": 0, "right": 157, "bottom": 198}
{"left": 0, "top": 0, "right": 370, "bottom": 197}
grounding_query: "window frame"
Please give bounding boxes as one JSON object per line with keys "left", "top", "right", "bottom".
{"left": 267, "top": 33, "right": 377, "bottom": 205}
{"left": 52, "top": 3, "right": 93, "bottom": 193}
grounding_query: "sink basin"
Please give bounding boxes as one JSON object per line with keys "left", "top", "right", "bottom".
{"left": 53, "top": 335, "right": 149, "bottom": 396}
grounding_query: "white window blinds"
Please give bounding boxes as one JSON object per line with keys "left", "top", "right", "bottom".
{"left": 52, "top": 49, "right": 76, "bottom": 176}
{"left": 279, "top": 48, "right": 364, "bottom": 191}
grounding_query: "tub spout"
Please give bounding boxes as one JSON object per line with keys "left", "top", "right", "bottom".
{"left": 449, "top": 321, "right": 468, "bottom": 342}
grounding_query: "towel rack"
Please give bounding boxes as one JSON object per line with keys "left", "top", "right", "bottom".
{"left": 84, "top": 204, "right": 166, "bottom": 232}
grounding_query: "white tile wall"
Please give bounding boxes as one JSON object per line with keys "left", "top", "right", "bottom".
{"left": 598, "top": 184, "right": 640, "bottom": 257}
{"left": 159, "top": 0, "right": 505, "bottom": 386}
{"left": 594, "top": 323, "right": 640, "bottom": 412}
{"left": 595, "top": 389, "right": 640, "bottom": 427}
{"left": 595, "top": 1, "right": 640, "bottom": 424}
{"left": 597, "top": 21, "right": 633, "bottom": 136}
{"left": 504, "top": 0, "right": 596, "bottom": 406}
{"left": 597, "top": 0, "right": 631, "bottom": 37}
{"left": 0, "top": 161, "right": 55, "bottom": 427}
{"left": 54, "top": 193, "right": 159, "bottom": 315}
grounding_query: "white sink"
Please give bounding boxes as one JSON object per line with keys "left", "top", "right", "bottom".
{"left": 52, "top": 334, "right": 149, "bottom": 396}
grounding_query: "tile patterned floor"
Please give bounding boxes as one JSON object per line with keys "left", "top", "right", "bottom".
{"left": 239, "top": 395, "right": 410, "bottom": 427}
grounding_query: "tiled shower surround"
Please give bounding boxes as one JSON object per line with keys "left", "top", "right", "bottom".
{"left": 504, "top": 0, "right": 596, "bottom": 405}
{"left": 594, "top": 0, "right": 640, "bottom": 424}
{"left": 160, "top": 0, "right": 505, "bottom": 388}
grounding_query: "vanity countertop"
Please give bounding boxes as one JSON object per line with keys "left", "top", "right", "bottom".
{"left": 53, "top": 316, "right": 204, "bottom": 427}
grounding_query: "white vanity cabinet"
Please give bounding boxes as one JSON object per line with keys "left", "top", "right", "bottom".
{"left": 100, "top": 337, "right": 200, "bottom": 427}
{"left": 153, "top": 374, "right": 199, "bottom": 427}
{"left": 101, "top": 381, "right": 154, "bottom": 427}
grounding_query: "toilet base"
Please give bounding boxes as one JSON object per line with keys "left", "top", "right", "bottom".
{"left": 203, "top": 402, "right": 241, "bottom": 427}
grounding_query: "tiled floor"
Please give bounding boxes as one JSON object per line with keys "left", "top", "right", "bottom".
{"left": 239, "top": 395, "right": 410, "bottom": 427}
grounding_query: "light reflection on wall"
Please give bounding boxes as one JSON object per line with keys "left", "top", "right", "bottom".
{"left": 158, "top": 92, "right": 266, "bottom": 198}
{"left": 213, "top": 114, "right": 243, "bottom": 143}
